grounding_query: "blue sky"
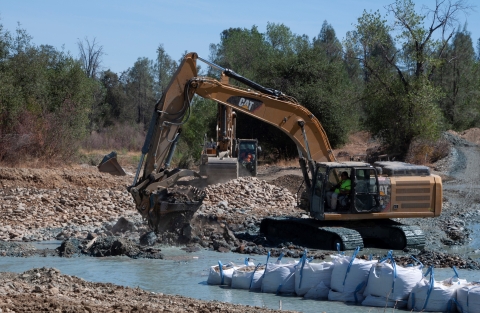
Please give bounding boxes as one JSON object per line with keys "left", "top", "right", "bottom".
{"left": 1, "top": 0, "right": 478, "bottom": 74}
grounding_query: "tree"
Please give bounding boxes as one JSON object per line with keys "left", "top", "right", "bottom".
{"left": 153, "top": 44, "right": 178, "bottom": 98}
{"left": 349, "top": 0, "right": 472, "bottom": 155}
{"left": 433, "top": 27, "right": 480, "bottom": 129}
{"left": 477, "top": 37, "right": 480, "bottom": 60}
{"left": 174, "top": 97, "right": 217, "bottom": 167}
{"left": 210, "top": 23, "right": 358, "bottom": 158}
{"left": 210, "top": 26, "right": 267, "bottom": 79}
{"left": 314, "top": 21, "right": 343, "bottom": 59}
{"left": 0, "top": 23, "right": 96, "bottom": 162}
{"left": 123, "top": 57, "right": 155, "bottom": 126}
{"left": 77, "top": 37, "right": 104, "bottom": 79}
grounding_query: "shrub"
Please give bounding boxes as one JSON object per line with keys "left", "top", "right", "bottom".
{"left": 81, "top": 123, "right": 145, "bottom": 151}
{"left": 405, "top": 138, "right": 450, "bottom": 165}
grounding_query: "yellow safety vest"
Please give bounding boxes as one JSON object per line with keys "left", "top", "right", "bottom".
{"left": 335, "top": 179, "right": 351, "bottom": 194}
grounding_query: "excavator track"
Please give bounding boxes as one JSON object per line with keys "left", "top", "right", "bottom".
{"left": 260, "top": 217, "right": 364, "bottom": 251}
{"left": 394, "top": 225, "right": 425, "bottom": 250}
{"left": 260, "top": 218, "right": 425, "bottom": 251}
{"left": 350, "top": 220, "right": 425, "bottom": 250}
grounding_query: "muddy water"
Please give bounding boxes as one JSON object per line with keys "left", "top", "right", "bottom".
{"left": 1, "top": 247, "right": 480, "bottom": 312}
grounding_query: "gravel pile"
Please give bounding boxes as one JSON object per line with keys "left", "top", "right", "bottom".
{"left": 443, "top": 131, "right": 476, "bottom": 147}
{"left": 0, "top": 186, "right": 140, "bottom": 242}
{"left": 0, "top": 267, "right": 294, "bottom": 313}
{"left": 201, "top": 177, "right": 298, "bottom": 222}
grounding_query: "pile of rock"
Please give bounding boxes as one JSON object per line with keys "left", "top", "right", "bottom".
{"left": 200, "top": 177, "right": 299, "bottom": 224}
{"left": 0, "top": 186, "right": 137, "bottom": 241}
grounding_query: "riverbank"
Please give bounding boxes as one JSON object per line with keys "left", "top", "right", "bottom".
{"left": 0, "top": 267, "right": 296, "bottom": 313}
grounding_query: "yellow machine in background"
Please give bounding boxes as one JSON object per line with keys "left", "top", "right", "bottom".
{"left": 199, "top": 95, "right": 260, "bottom": 185}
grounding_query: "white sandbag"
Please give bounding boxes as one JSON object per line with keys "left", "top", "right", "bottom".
{"left": 304, "top": 281, "right": 330, "bottom": 300}
{"left": 362, "top": 294, "right": 407, "bottom": 309}
{"left": 408, "top": 267, "right": 468, "bottom": 312}
{"left": 295, "top": 253, "right": 334, "bottom": 296}
{"left": 456, "top": 282, "right": 480, "bottom": 313}
{"left": 329, "top": 247, "right": 376, "bottom": 303}
{"left": 261, "top": 262, "right": 297, "bottom": 294}
{"left": 231, "top": 264, "right": 265, "bottom": 290}
{"left": 362, "top": 252, "right": 423, "bottom": 306}
{"left": 328, "top": 289, "right": 364, "bottom": 302}
{"left": 207, "top": 261, "right": 237, "bottom": 285}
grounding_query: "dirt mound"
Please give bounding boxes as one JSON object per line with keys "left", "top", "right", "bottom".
{"left": 270, "top": 174, "right": 304, "bottom": 195}
{"left": 458, "top": 127, "right": 480, "bottom": 145}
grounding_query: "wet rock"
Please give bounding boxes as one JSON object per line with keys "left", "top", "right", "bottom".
{"left": 57, "top": 238, "right": 82, "bottom": 257}
{"left": 89, "top": 237, "right": 140, "bottom": 257}
{"left": 111, "top": 217, "right": 136, "bottom": 233}
{"left": 86, "top": 232, "right": 97, "bottom": 240}
{"left": 182, "top": 224, "right": 194, "bottom": 240}
{"left": 181, "top": 245, "right": 201, "bottom": 253}
{"left": 212, "top": 239, "right": 231, "bottom": 252}
{"left": 139, "top": 231, "right": 157, "bottom": 246}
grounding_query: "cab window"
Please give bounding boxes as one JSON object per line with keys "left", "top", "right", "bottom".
{"left": 327, "top": 168, "right": 351, "bottom": 187}
{"left": 355, "top": 169, "right": 377, "bottom": 193}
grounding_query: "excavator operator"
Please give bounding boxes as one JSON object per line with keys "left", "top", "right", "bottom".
{"left": 326, "top": 171, "right": 351, "bottom": 211}
{"left": 242, "top": 153, "right": 254, "bottom": 172}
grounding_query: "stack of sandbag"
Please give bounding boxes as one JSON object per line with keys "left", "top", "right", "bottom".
{"left": 408, "top": 266, "right": 468, "bottom": 312}
{"left": 295, "top": 250, "right": 334, "bottom": 299}
{"left": 328, "top": 247, "right": 377, "bottom": 303}
{"left": 231, "top": 260, "right": 266, "bottom": 290}
{"left": 457, "top": 282, "right": 480, "bottom": 313}
{"left": 362, "top": 251, "right": 423, "bottom": 308}
{"left": 261, "top": 252, "right": 298, "bottom": 294}
{"left": 207, "top": 261, "right": 239, "bottom": 285}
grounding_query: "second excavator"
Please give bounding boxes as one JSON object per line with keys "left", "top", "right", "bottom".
{"left": 99, "top": 52, "right": 442, "bottom": 250}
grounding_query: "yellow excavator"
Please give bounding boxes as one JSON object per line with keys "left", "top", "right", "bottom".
{"left": 199, "top": 85, "right": 260, "bottom": 185}
{"left": 99, "top": 52, "right": 442, "bottom": 250}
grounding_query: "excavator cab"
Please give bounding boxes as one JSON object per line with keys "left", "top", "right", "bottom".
{"left": 237, "top": 139, "right": 259, "bottom": 177}
{"left": 310, "top": 162, "right": 381, "bottom": 218}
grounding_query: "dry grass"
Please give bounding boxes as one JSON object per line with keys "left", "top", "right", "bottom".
{"left": 272, "top": 158, "right": 301, "bottom": 167}
{"left": 78, "top": 149, "right": 141, "bottom": 171}
{"left": 81, "top": 124, "right": 145, "bottom": 152}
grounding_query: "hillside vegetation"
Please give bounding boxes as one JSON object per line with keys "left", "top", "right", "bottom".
{"left": 1, "top": 0, "right": 479, "bottom": 166}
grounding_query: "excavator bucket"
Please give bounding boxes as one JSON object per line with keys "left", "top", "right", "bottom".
{"left": 201, "top": 157, "right": 238, "bottom": 185}
{"left": 98, "top": 151, "right": 126, "bottom": 176}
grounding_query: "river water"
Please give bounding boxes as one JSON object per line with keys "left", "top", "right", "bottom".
{"left": 1, "top": 245, "right": 480, "bottom": 313}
